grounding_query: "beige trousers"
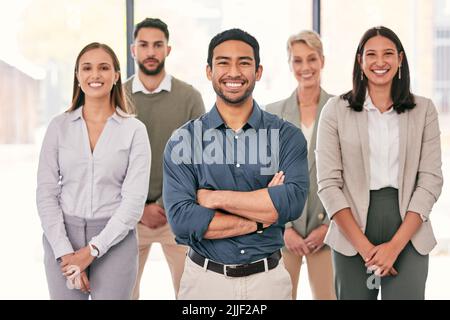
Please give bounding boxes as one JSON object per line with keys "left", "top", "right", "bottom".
{"left": 178, "top": 253, "right": 292, "bottom": 300}
{"left": 132, "top": 222, "right": 187, "bottom": 299}
{"left": 283, "top": 246, "right": 336, "bottom": 300}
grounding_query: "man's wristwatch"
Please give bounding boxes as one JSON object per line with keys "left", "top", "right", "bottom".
{"left": 89, "top": 243, "right": 100, "bottom": 258}
{"left": 256, "top": 222, "right": 264, "bottom": 234}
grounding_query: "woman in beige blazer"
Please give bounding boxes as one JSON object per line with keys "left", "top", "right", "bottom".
{"left": 266, "top": 30, "right": 335, "bottom": 300}
{"left": 316, "top": 26, "right": 443, "bottom": 299}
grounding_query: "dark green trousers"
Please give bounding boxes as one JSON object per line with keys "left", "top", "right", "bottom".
{"left": 332, "top": 187, "right": 429, "bottom": 300}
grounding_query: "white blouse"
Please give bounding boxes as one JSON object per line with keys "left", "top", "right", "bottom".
{"left": 36, "top": 106, "right": 151, "bottom": 259}
{"left": 364, "top": 95, "right": 399, "bottom": 190}
{"left": 301, "top": 121, "right": 315, "bottom": 149}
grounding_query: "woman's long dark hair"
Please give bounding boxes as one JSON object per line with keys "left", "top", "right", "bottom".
{"left": 341, "top": 26, "right": 415, "bottom": 114}
{"left": 67, "top": 42, "right": 130, "bottom": 115}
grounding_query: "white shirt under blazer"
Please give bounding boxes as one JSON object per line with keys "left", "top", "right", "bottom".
{"left": 365, "top": 95, "right": 399, "bottom": 190}
{"left": 315, "top": 95, "right": 443, "bottom": 256}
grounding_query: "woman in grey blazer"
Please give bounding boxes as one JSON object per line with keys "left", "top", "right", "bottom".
{"left": 266, "top": 30, "right": 335, "bottom": 300}
{"left": 316, "top": 26, "right": 443, "bottom": 299}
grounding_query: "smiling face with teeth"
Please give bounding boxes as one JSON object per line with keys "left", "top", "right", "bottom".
{"left": 76, "top": 48, "right": 119, "bottom": 103}
{"left": 207, "top": 40, "right": 262, "bottom": 107}
{"left": 359, "top": 35, "right": 403, "bottom": 90}
{"left": 289, "top": 42, "right": 324, "bottom": 90}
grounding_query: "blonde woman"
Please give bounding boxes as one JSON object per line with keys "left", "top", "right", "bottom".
{"left": 266, "top": 30, "right": 335, "bottom": 300}
{"left": 36, "top": 43, "right": 151, "bottom": 299}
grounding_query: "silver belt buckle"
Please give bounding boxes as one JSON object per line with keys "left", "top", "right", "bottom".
{"left": 223, "top": 264, "right": 228, "bottom": 278}
{"left": 263, "top": 258, "right": 269, "bottom": 272}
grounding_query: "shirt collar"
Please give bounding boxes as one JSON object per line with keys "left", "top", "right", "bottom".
{"left": 111, "top": 108, "right": 127, "bottom": 123}
{"left": 363, "top": 92, "right": 395, "bottom": 114}
{"left": 207, "top": 101, "right": 262, "bottom": 130}
{"left": 68, "top": 106, "right": 83, "bottom": 121}
{"left": 246, "top": 101, "right": 262, "bottom": 130}
{"left": 68, "top": 106, "right": 126, "bottom": 123}
{"left": 132, "top": 73, "right": 172, "bottom": 94}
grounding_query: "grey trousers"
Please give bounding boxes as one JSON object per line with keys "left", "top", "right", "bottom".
{"left": 332, "top": 187, "right": 429, "bottom": 300}
{"left": 43, "top": 214, "right": 138, "bottom": 300}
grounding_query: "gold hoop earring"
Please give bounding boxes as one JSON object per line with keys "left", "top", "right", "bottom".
{"left": 398, "top": 65, "right": 402, "bottom": 80}
{"left": 361, "top": 71, "right": 364, "bottom": 81}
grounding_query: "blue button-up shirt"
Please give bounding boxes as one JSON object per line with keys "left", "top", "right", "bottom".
{"left": 163, "top": 101, "right": 308, "bottom": 264}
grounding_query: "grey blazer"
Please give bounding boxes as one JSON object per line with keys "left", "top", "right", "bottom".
{"left": 316, "top": 95, "right": 443, "bottom": 256}
{"left": 266, "top": 88, "right": 333, "bottom": 237}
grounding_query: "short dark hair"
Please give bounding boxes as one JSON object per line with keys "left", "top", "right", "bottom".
{"left": 342, "top": 26, "right": 415, "bottom": 114}
{"left": 134, "top": 18, "right": 169, "bottom": 41}
{"left": 207, "top": 28, "right": 260, "bottom": 69}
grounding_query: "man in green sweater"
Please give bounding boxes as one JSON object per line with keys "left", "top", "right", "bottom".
{"left": 123, "top": 18, "right": 205, "bottom": 299}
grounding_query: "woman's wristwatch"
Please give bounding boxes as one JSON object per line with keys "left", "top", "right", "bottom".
{"left": 89, "top": 243, "right": 100, "bottom": 258}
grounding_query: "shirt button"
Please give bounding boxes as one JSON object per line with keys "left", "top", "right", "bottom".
{"left": 240, "top": 250, "right": 245, "bottom": 254}
{"left": 318, "top": 213, "right": 325, "bottom": 220}
{"left": 236, "top": 163, "right": 240, "bottom": 168}
{"left": 235, "top": 135, "right": 239, "bottom": 140}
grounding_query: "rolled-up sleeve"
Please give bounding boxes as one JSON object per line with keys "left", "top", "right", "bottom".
{"left": 407, "top": 100, "right": 443, "bottom": 219}
{"left": 163, "top": 131, "right": 215, "bottom": 246}
{"left": 315, "top": 100, "right": 350, "bottom": 219}
{"left": 90, "top": 123, "right": 151, "bottom": 257}
{"left": 36, "top": 117, "right": 74, "bottom": 260}
{"left": 267, "top": 124, "right": 309, "bottom": 225}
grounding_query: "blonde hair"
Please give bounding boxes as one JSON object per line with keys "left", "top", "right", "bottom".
{"left": 287, "top": 30, "right": 324, "bottom": 61}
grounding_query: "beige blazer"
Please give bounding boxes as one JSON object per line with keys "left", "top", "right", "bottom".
{"left": 266, "top": 88, "right": 332, "bottom": 237}
{"left": 316, "top": 95, "right": 443, "bottom": 256}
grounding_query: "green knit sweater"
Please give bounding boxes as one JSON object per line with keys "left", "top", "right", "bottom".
{"left": 123, "top": 76, "right": 205, "bottom": 205}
